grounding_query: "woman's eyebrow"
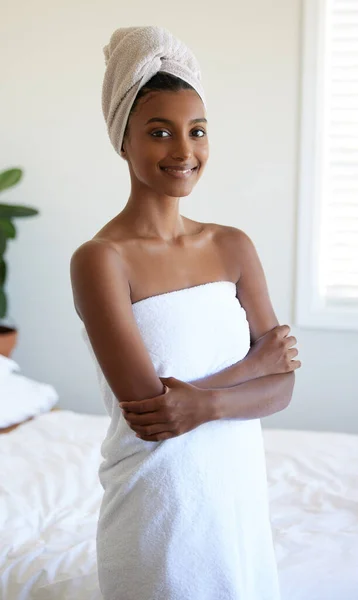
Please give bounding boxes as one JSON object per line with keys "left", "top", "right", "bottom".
{"left": 145, "top": 117, "right": 207, "bottom": 125}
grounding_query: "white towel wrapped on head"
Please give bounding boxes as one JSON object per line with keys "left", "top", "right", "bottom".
{"left": 101, "top": 25, "right": 207, "bottom": 156}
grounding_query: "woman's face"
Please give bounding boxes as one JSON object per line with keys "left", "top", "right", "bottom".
{"left": 121, "top": 89, "right": 209, "bottom": 198}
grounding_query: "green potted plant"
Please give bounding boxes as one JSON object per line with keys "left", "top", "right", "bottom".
{"left": 0, "top": 168, "right": 39, "bottom": 357}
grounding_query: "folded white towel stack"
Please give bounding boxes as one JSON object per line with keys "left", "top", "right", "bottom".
{"left": 101, "top": 25, "right": 207, "bottom": 156}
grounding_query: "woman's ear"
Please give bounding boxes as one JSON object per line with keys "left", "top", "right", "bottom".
{"left": 120, "top": 144, "right": 127, "bottom": 160}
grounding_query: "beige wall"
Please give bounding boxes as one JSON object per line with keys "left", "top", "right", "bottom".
{"left": 1, "top": 0, "right": 357, "bottom": 433}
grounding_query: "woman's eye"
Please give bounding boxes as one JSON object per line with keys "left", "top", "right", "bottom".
{"left": 192, "top": 129, "right": 206, "bottom": 137}
{"left": 151, "top": 130, "right": 170, "bottom": 138}
{"left": 151, "top": 129, "right": 206, "bottom": 138}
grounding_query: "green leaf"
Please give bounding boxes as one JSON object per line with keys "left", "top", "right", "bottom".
{"left": 0, "top": 219, "right": 16, "bottom": 239}
{"left": 0, "top": 288, "right": 7, "bottom": 320}
{"left": 0, "top": 227, "right": 6, "bottom": 255}
{"left": 0, "top": 168, "right": 22, "bottom": 192}
{"left": 0, "top": 204, "right": 39, "bottom": 218}
{"left": 0, "top": 259, "right": 6, "bottom": 286}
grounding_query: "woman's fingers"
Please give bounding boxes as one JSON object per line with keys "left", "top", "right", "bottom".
{"left": 135, "top": 422, "right": 176, "bottom": 436}
{"left": 122, "top": 410, "right": 175, "bottom": 438}
{"left": 137, "top": 431, "right": 173, "bottom": 441}
{"left": 285, "top": 335, "right": 297, "bottom": 347}
{"left": 124, "top": 414, "right": 175, "bottom": 437}
{"left": 122, "top": 409, "right": 162, "bottom": 426}
{"left": 287, "top": 347, "right": 299, "bottom": 358}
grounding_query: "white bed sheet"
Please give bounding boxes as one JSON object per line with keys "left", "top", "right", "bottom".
{"left": 0, "top": 410, "right": 357, "bottom": 600}
{"left": 264, "top": 428, "right": 358, "bottom": 600}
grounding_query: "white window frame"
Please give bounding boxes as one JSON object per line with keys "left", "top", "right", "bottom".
{"left": 294, "top": 0, "right": 358, "bottom": 332}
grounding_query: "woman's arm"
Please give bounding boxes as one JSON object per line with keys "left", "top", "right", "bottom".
{"left": 207, "top": 371, "right": 295, "bottom": 420}
{"left": 192, "top": 227, "right": 299, "bottom": 413}
{"left": 70, "top": 240, "right": 166, "bottom": 405}
{"left": 188, "top": 352, "right": 262, "bottom": 389}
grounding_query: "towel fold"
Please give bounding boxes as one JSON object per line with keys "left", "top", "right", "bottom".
{"left": 102, "top": 25, "right": 207, "bottom": 155}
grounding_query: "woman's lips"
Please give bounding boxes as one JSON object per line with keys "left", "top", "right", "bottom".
{"left": 161, "top": 167, "right": 197, "bottom": 179}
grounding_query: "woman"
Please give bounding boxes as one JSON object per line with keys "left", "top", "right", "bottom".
{"left": 70, "top": 26, "right": 300, "bottom": 600}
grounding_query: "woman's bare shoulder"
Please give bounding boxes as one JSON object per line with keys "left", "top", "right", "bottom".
{"left": 71, "top": 240, "right": 120, "bottom": 282}
{"left": 209, "top": 224, "right": 257, "bottom": 283}
{"left": 70, "top": 239, "right": 130, "bottom": 316}
{"left": 212, "top": 223, "right": 248, "bottom": 241}
{"left": 212, "top": 224, "right": 256, "bottom": 256}
{"left": 179, "top": 219, "right": 241, "bottom": 242}
{"left": 70, "top": 230, "right": 130, "bottom": 271}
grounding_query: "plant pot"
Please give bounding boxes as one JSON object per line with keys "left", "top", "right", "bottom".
{"left": 0, "top": 326, "right": 18, "bottom": 357}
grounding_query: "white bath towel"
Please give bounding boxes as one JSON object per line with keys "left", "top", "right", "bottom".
{"left": 82, "top": 280, "right": 281, "bottom": 600}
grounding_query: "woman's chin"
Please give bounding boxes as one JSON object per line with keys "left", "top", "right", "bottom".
{"left": 159, "top": 175, "right": 199, "bottom": 195}
{"left": 161, "top": 185, "right": 194, "bottom": 198}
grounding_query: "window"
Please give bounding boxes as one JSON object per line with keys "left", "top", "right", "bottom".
{"left": 295, "top": 0, "right": 358, "bottom": 331}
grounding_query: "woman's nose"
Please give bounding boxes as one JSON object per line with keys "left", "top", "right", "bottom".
{"left": 171, "top": 138, "right": 193, "bottom": 160}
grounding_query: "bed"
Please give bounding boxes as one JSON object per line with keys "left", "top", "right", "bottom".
{"left": 1, "top": 409, "right": 357, "bottom": 600}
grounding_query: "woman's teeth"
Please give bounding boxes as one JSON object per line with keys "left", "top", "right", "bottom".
{"left": 162, "top": 167, "right": 196, "bottom": 178}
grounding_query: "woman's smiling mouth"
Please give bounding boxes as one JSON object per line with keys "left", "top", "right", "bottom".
{"left": 160, "top": 166, "right": 198, "bottom": 178}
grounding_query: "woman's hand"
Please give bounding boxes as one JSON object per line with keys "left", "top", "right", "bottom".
{"left": 247, "top": 324, "right": 301, "bottom": 378}
{"left": 119, "top": 376, "right": 212, "bottom": 442}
